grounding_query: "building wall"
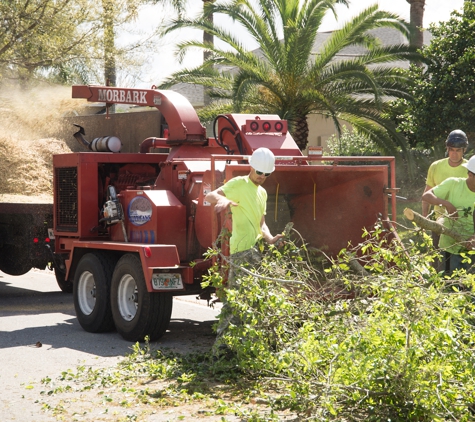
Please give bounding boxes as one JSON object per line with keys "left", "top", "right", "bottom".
{"left": 305, "top": 114, "right": 352, "bottom": 154}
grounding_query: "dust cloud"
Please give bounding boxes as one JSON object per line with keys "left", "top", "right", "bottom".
{"left": 0, "top": 85, "right": 76, "bottom": 201}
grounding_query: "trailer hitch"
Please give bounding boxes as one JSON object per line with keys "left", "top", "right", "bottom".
{"left": 45, "top": 243, "right": 65, "bottom": 274}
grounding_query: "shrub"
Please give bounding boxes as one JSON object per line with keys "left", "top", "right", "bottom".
{"left": 326, "top": 127, "right": 380, "bottom": 157}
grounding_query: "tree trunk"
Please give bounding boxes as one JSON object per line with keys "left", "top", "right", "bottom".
{"left": 406, "top": 0, "right": 425, "bottom": 51}
{"left": 202, "top": 0, "right": 214, "bottom": 106}
{"left": 103, "top": 0, "right": 116, "bottom": 87}
{"left": 292, "top": 114, "right": 310, "bottom": 151}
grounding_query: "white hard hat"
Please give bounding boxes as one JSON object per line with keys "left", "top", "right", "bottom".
{"left": 249, "top": 147, "right": 275, "bottom": 173}
{"left": 463, "top": 155, "right": 475, "bottom": 173}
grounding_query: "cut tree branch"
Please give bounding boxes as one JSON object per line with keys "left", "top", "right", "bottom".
{"left": 403, "top": 208, "right": 469, "bottom": 243}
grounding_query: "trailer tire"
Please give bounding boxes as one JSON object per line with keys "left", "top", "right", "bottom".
{"left": 0, "top": 254, "right": 32, "bottom": 276}
{"left": 73, "top": 252, "right": 115, "bottom": 333}
{"left": 0, "top": 250, "right": 32, "bottom": 276}
{"left": 111, "top": 254, "right": 173, "bottom": 342}
{"left": 55, "top": 268, "right": 73, "bottom": 293}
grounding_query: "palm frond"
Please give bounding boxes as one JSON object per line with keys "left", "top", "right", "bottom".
{"left": 162, "top": 0, "right": 419, "bottom": 163}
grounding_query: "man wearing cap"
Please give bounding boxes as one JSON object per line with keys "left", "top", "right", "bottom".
{"left": 205, "top": 147, "right": 283, "bottom": 353}
{"left": 422, "top": 130, "right": 469, "bottom": 218}
{"left": 422, "top": 130, "right": 469, "bottom": 271}
{"left": 422, "top": 155, "right": 475, "bottom": 273}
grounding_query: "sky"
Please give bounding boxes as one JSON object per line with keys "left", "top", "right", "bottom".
{"left": 321, "top": 0, "right": 465, "bottom": 30}
{"left": 134, "top": 0, "right": 465, "bottom": 88}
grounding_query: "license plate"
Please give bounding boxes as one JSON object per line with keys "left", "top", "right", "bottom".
{"left": 152, "top": 273, "right": 183, "bottom": 290}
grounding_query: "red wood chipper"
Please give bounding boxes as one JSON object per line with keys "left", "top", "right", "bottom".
{"left": 50, "top": 85, "right": 398, "bottom": 341}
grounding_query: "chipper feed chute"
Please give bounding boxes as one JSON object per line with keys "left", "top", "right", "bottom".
{"left": 205, "top": 156, "right": 396, "bottom": 258}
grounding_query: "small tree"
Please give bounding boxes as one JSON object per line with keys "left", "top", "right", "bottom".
{"left": 0, "top": 0, "right": 100, "bottom": 85}
{"left": 326, "top": 127, "right": 380, "bottom": 156}
{"left": 396, "top": 3, "right": 475, "bottom": 153}
{"left": 0, "top": 0, "right": 166, "bottom": 87}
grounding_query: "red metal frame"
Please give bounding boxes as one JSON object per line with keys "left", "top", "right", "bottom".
{"left": 62, "top": 85, "right": 399, "bottom": 296}
{"left": 62, "top": 240, "right": 190, "bottom": 292}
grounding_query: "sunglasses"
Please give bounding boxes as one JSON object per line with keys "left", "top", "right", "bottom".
{"left": 256, "top": 170, "right": 272, "bottom": 177}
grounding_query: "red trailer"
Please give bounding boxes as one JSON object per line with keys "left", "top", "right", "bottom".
{"left": 0, "top": 203, "right": 54, "bottom": 277}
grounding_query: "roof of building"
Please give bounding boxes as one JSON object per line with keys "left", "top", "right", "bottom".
{"left": 173, "top": 27, "right": 432, "bottom": 106}
{"left": 312, "top": 27, "right": 431, "bottom": 59}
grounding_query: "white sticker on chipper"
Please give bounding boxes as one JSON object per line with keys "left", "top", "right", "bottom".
{"left": 128, "top": 196, "right": 152, "bottom": 226}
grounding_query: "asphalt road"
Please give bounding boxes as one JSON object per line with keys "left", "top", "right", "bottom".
{"left": 0, "top": 269, "right": 221, "bottom": 421}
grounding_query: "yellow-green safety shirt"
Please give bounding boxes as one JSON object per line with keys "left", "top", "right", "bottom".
{"left": 221, "top": 175, "right": 267, "bottom": 254}
{"left": 426, "top": 157, "right": 468, "bottom": 217}
{"left": 433, "top": 177, "right": 475, "bottom": 254}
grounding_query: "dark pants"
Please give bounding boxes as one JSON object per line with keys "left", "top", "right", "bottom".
{"left": 445, "top": 251, "right": 474, "bottom": 275}
{"left": 213, "top": 248, "right": 261, "bottom": 349}
{"left": 432, "top": 232, "right": 450, "bottom": 273}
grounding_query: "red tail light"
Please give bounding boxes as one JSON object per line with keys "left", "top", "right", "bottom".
{"left": 249, "top": 121, "right": 259, "bottom": 131}
{"left": 245, "top": 119, "right": 288, "bottom": 134}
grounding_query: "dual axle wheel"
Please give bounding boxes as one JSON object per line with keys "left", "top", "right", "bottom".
{"left": 73, "top": 252, "right": 172, "bottom": 341}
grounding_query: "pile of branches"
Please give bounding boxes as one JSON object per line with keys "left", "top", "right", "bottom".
{"left": 204, "top": 221, "right": 475, "bottom": 421}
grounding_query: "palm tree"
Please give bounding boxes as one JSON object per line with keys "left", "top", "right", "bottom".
{"left": 202, "top": 0, "right": 214, "bottom": 105}
{"left": 406, "top": 0, "right": 425, "bottom": 50}
{"left": 103, "top": 0, "right": 117, "bottom": 86}
{"left": 161, "top": 0, "right": 420, "bottom": 159}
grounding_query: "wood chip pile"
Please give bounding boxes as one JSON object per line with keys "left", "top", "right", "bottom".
{"left": 0, "top": 137, "right": 71, "bottom": 200}
{"left": 0, "top": 85, "right": 75, "bottom": 202}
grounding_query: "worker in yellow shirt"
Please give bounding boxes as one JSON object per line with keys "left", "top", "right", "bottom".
{"left": 422, "top": 155, "right": 475, "bottom": 273}
{"left": 205, "top": 147, "right": 283, "bottom": 356}
{"left": 422, "top": 130, "right": 468, "bottom": 271}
